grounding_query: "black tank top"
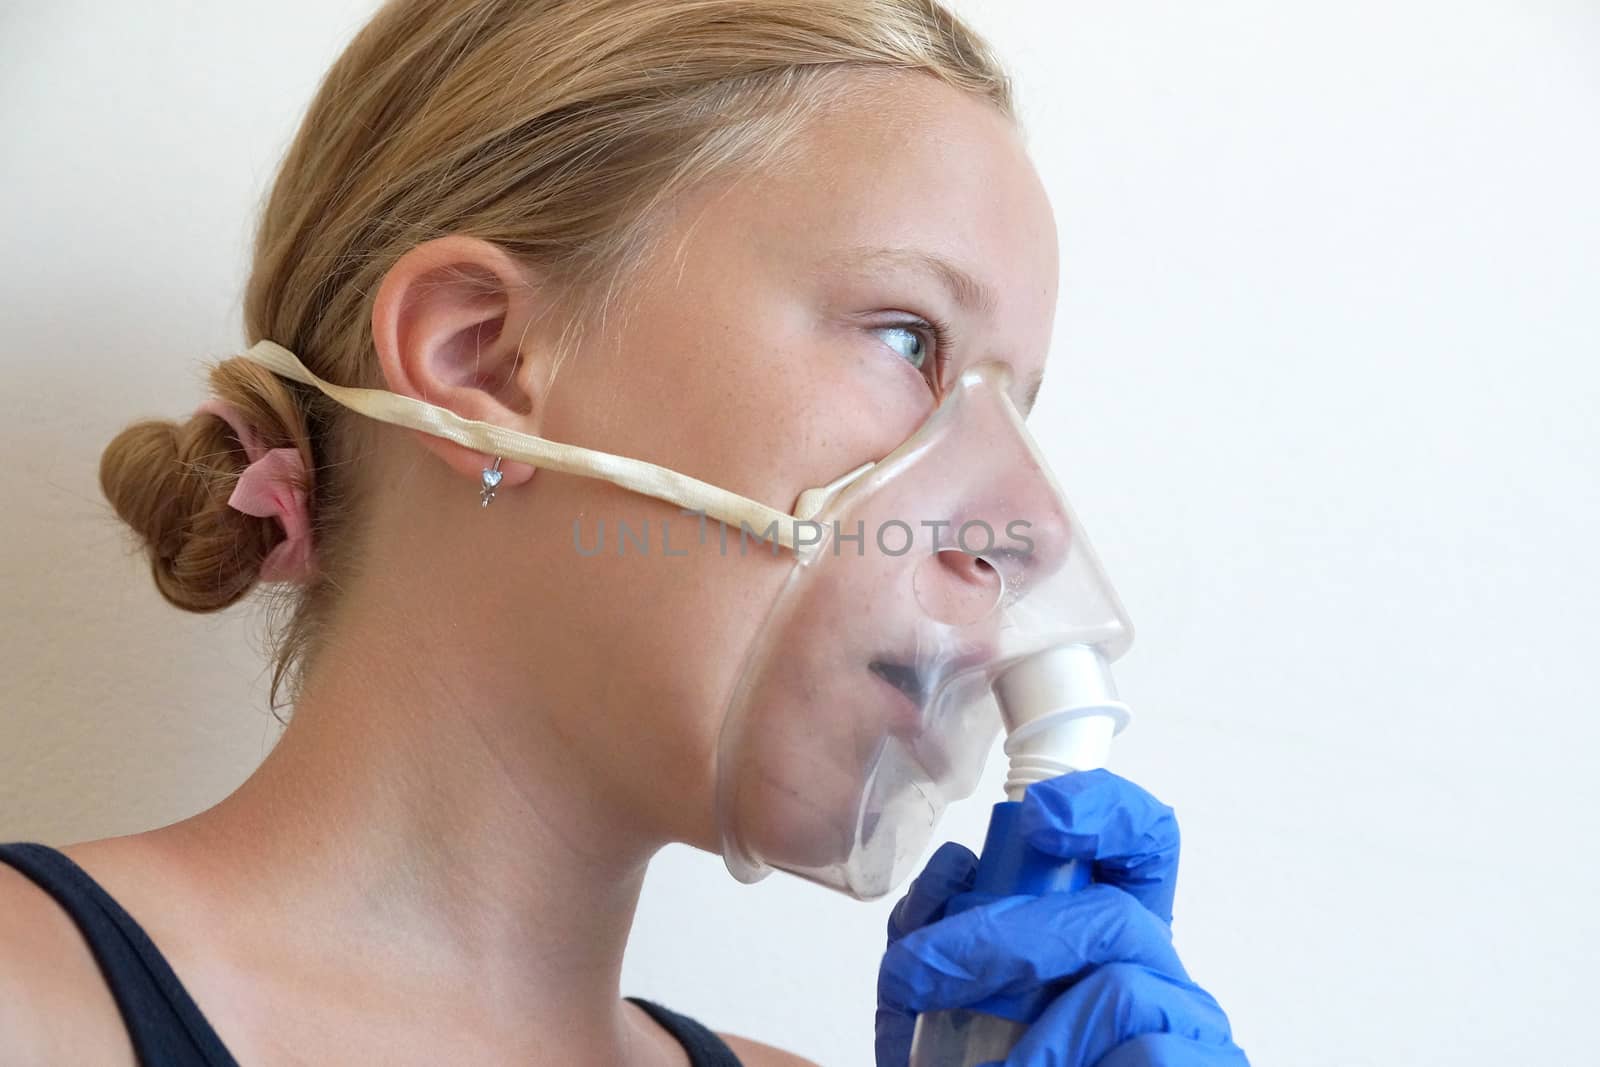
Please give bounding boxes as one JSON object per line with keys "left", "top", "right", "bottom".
{"left": 0, "top": 842, "right": 742, "bottom": 1066}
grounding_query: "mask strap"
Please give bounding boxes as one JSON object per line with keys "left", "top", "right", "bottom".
{"left": 236, "top": 339, "right": 817, "bottom": 551}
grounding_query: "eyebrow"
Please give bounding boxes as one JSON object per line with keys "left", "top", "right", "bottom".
{"left": 827, "top": 245, "right": 1046, "bottom": 413}
{"left": 831, "top": 245, "right": 999, "bottom": 318}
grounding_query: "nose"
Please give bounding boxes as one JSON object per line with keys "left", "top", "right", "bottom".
{"left": 898, "top": 361, "right": 1080, "bottom": 621}
{"left": 912, "top": 470, "right": 1073, "bottom": 629}
{"left": 950, "top": 466, "right": 1074, "bottom": 592}
{"left": 993, "top": 475, "right": 1074, "bottom": 582}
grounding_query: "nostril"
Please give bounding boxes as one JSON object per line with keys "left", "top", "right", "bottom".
{"left": 943, "top": 548, "right": 995, "bottom": 586}
{"left": 913, "top": 549, "right": 1003, "bottom": 626}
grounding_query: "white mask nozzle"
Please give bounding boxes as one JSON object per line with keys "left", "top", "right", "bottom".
{"left": 992, "top": 644, "right": 1132, "bottom": 801}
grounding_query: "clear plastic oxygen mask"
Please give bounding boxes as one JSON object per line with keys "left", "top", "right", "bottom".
{"left": 713, "top": 361, "right": 1134, "bottom": 901}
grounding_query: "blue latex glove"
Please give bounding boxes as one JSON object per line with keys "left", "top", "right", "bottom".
{"left": 875, "top": 769, "right": 1249, "bottom": 1067}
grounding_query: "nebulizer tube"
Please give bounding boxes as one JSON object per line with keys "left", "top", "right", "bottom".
{"left": 907, "top": 642, "right": 1132, "bottom": 1067}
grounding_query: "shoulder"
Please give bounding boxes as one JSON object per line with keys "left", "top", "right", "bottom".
{"left": 0, "top": 850, "right": 137, "bottom": 1065}
{"left": 716, "top": 1032, "right": 822, "bottom": 1067}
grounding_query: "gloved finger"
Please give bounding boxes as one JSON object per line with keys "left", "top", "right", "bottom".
{"left": 1017, "top": 769, "right": 1180, "bottom": 925}
{"left": 874, "top": 1004, "right": 915, "bottom": 1067}
{"left": 1093, "top": 1032, "right": 1251, "bottom": 1067}
{"left": 878, "top": 843, "right": 979, "bottom": 1066}
{"left": 886, "top": 841, "right": 978, "bottom": 945}
{"left": 879, "top": 883, "right": 1189, "bottom": 1015}
{"left": 1003, "top": 963, "right": 1235, "bottom": 1067}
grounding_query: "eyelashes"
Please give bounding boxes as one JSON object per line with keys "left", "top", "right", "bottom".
{"left": 920, "top": 314, "right": 954, "bottom": 382}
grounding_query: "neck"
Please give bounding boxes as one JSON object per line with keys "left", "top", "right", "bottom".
{"left": 159, "top": 594, "right": 666, "bottom": 1057}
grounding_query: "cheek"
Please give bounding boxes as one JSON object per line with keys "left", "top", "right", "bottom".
{"left": 520, "top": 285, "right": 932, "bottom": 844}
{"left": 618, "top": 534, "right": 799, "bottom": 850}
{"left": 520, "top": 479, "right": 799, "bottom": 850}
{"left": 571, "top": 277, "right": 927, "bottom": 517}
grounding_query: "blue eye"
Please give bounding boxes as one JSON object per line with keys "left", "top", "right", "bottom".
{"left": 876, "top": 324, "right": 929, "bottom": 370}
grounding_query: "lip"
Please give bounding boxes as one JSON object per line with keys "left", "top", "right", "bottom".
{"left": 868, "top": 641, "right": 998, "bottom": 730}
{"left": 869, "top": 660, "right": 926, "bottom": 724}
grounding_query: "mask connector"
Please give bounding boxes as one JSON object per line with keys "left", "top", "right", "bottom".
{"left": 993, "top": 644, "right": 1132, "bottom": 801}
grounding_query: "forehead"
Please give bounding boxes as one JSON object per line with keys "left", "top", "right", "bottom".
{"left": 735, "top": 72, "right": 1059, "bottom": 358}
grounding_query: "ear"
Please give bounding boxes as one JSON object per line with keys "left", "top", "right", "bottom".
{"left": 370, "top": 235, "right": 554, "bottom": 490}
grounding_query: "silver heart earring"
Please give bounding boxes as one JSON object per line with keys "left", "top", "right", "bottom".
{"left": 479, "top": 456, "right": 504, "bottom": 508}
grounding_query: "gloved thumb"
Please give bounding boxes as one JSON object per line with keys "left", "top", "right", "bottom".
{"left": 1017, "top": 768, "right": 1180, "bottom": 925}
{"left": 886, "top": 840, "right": 977, "bottom": 946}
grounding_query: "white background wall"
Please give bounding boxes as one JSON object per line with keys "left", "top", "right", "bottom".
{"left": 3, "top": 3, "right": 1596, "bottom": 1064}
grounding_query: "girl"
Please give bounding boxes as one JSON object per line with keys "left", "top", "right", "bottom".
{"left": 1, "top": 2, "right": 1243, "bottom": 1064}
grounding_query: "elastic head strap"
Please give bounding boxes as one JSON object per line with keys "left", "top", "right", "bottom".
{"left": 236, "top": 340, "right": 870, "bottom": 554}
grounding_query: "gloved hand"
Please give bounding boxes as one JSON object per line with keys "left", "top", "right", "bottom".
{"left": 875, "top": 769, "right": 1249, "bottom": 1067}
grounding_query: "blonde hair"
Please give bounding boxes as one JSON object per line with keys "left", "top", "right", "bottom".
{"left": 99, "top": 0, "right": 1014, "bottom": 712}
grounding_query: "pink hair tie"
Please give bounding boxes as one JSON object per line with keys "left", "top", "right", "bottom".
{"left": 194, "top": 398, "right": 316, "bottom": 585}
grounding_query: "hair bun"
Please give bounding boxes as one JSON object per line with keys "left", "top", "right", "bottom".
{"left": 100, "top": 351, "right": 318, "bottom": 607}
{"left": 99, "top": 379, "right": 291, "bottom": 613}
